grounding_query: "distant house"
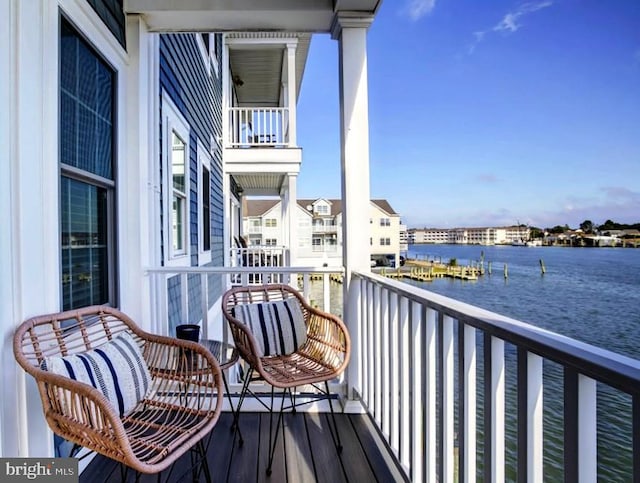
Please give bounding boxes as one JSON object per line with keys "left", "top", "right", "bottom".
{"left": 243, "top": 198, "right": 403, "bottom": 266}
{"left": 408, "top": 226, "right": 531, "bottom": 245}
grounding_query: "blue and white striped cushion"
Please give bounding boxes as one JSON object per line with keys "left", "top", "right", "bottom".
{"left": 234, "top": 299, "right": 307, "bottom": 357}
{"left": 42, "top": 332, "right": 152, "bottom": 417}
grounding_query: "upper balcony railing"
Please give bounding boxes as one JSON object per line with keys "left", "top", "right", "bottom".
{"left": 312, "top": 224, "right": 339, "bottom": 233}
{"left": 228, "top": 107, "right": 290, "bottom": 147}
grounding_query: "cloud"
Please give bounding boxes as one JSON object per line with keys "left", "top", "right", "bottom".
{"left": 468, "top": 1, "right": 553, "bottom": 54}
{"left": 474, "top": 173, "right": 501, "bottom": 184}
{"left": 401, "top": 0, "right": 437, "bottom": 21}
{"left": 493, "top": 1, "right": 553, "bottom": 33}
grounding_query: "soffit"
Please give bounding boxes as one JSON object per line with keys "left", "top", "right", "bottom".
{"left": 124, "top": 1, "right": 382, "bottom": 32}
{"left": 232, "top": 173, "right": 286, "bottom": 195}
{"left": 228, "top": 33, "right": 311, "bottom": 106}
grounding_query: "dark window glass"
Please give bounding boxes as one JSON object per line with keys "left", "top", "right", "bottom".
{"left": 61, "top": 177, "right": 109, "bottom": 309}
{"left": 202, "top": 167, "right": 211, "bottom": 252}
{"left": 60, "top": 19, "right": 114, "bottom": 180}
{"left": 60, "top": 18, "right": 116, "bottom": 310}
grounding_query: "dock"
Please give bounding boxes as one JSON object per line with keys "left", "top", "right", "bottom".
{"left": 375, "top": 259, "right": 483, "bottom": 282}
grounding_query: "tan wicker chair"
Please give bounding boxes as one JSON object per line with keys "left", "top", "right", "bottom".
{"left": 222, "top": 284, "right": 350, "bottom": 474}
{"left": 13, "top": 305, "right": 222, "bottom": 479}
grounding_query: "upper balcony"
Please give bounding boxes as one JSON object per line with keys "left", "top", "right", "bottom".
{"left": 223, "top": 33, "right": 309, "bottom": 195}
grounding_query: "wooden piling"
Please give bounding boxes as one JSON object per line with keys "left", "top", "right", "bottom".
{"left": 504, "top": 263, "right": 508, "bottom": 279}
{"left": 539, "top": 258, "right": 546, "bottom": 275}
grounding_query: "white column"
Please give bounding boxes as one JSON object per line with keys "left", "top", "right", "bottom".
{"left": 286, "top": 42, "right": 297, "bottom": 147}
{"left": 124, "top": 15, "right": 154, "bottom": 328}
{"left": 1, "top": 0, "right": 59, "bottom": 458}
{"left": 331, "top": 13, "right": 373, "bottom": 283}
{"left": 281, "top": 174, "right": 298, "bottom": 265}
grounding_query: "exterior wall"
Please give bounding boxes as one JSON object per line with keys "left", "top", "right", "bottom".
{"left": 2, "top": 4, "right": 227, "bottom": 459}
{"left": 409, "top": 226, "right": 530, "bottom": 245}
{"left": 370, "top": 204, "right": 400, "bottom": 259}
{"left": 1, "top": 0, "right": 133, "bottom": 459}
{"left": 159, "top": 33, "right": 224, "bottom": 334}
{"left": 243, "top": 199, "right": 400, "bottom": 267}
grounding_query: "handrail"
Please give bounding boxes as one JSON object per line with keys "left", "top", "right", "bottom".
{"left": 227, "top": 107, "right": 289, "bottom": 147}
{"left": 351, "top": 270, "right": 640, "bottom": 481}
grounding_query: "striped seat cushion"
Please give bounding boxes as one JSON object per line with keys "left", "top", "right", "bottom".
{"left": 234, "top": 299, "right": 307, "bottom": 357}
{"left": 42, "top": 332, "right": 152, "bottom": 417}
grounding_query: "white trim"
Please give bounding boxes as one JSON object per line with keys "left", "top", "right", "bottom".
{"left": 195, "top": 32, "right": 212, "bottom": 77}
{"left": 197, "top": 141, "right": 213, "bottom": 264}
{"left": 161, "top": 91, "right": 191, "bottom": 267}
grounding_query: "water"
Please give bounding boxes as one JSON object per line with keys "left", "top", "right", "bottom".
{"left": 406, "top": 244, "right": 640, "bottom": 356}
{"left": 406, "top": 244, "right": 640, "bottom": 480}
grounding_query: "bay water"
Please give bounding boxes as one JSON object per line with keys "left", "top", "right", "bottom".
{"left": 406, "top": 244, "right": 640, "bottom": 481}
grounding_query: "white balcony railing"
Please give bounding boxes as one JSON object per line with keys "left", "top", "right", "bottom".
{"left": 351, "top": 270, "right": 640, "bottom": 482}
{"left": 312, "top": 224, "right": 339, "bottom": 233}
{"left": 228, "top": 107, "right": 289, "bottom": 147}
{"left": 144, "top": 264, "right": 640, "bottom": 480}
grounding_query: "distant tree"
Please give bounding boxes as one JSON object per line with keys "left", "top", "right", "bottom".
{"left": 580, "top": 220, "right": 594, "bottom": 234}
{"left": 530, "top": 227, "right": 544, "bottom": 239}
{"left": 600, "top": 219, "right": 616, "bottom": 230}
{"left": 548, "top": 225, "right": 567, "bottom": 234}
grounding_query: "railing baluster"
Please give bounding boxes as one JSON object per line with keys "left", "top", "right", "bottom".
{"left": 400, "top": 297, "right": 411, "bottom": 470}
{"left": 389, "top": 291, "right": 400, "bottom": 454}
{"left": 365, "top": 280, "right": 374, "bottom": 408}
{"left": 373, "top": 283, "right": 382, "bottom": 423}
{"left": 381, "top": 287, "right": 390, "bottom": 438}
{"left": 442, "top": 315, "right": 455, "bottom": 482}
{"left": 411, "top": 301, "right": 423, "bottom": 482}
{"left": 634, "top": 395, "right": 640, "bottom": 483}
{"left": 486, "top": 335, "right": 505, "bottom": 483}
{"left": 425, "top": 308, "right": 437, "bottom": 483}
{"left": 518, "top": 349, "right": 543, "bottom": 483}
{"left": 320, "top": 272, "right": 328, "bottom": 311}
{"left": 200, "top": 272, "right": 209, "bottom": 340}
{"left": 461, "top": 323, "right": 477, "bottom": 483}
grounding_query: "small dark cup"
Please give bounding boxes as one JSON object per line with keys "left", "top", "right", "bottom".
{"left": 176, "top": 324, "right": 200, "bottom": 342}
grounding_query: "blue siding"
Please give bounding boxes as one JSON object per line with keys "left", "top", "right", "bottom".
{"left": 159, "top": 34, "right": 224, "bottom": 327}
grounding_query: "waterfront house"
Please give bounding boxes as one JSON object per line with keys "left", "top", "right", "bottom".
{"left": 409, "top": 225, "right": 531, "bottom": 245}
{"left": 242, "top": 198, "right": 403, "bottom": 267}
{"left": 4, "top": 1, "right": 640, "bottom": 481}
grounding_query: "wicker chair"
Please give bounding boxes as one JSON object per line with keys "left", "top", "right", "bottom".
{"left": 222, "top": 284, "right": 350, "bottom": 474}
{"left": 13, "top": 305, "right": 223, "bottom": 480}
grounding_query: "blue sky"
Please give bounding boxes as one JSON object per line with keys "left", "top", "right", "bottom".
{"left": 296, "top": 0, "right": 640, "bottom": 229}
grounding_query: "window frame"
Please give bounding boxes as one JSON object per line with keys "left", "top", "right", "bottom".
{"left": 162, "top": 92, "right": 191, "bottom": 267}
{"left": 197, "top": 142, "right": 212, "bottom": 264}
{"left": 59, "top": 15, "right": 118, "bottom": 310}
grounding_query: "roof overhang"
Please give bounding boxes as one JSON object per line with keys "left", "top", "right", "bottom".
{"left": 124, "top": 0, "right": 382, "bottom": 33}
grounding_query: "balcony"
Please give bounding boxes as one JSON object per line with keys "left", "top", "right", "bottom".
{"left": 312, "top": 223, "right": 339, "bottom": 234}
{"left": 111, "top": 265, "right": 640, "bottom": 481}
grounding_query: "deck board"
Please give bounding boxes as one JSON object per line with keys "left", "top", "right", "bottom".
{"left": 80, "top": 411, "right": 405, "bottom": 482}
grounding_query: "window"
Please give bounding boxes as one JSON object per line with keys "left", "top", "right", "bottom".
{"left": 312, "top": 237, "right": 323, "bottom": 252}
{"left": 380, "top": 218, "right": 391, "bottom": 227}
{"left": 315, "top": 204, "right": 329, "bottom": 215}
{"left": 198, "top": 144, "right": 212, "bottom": 261}
{"left": 171, "top": 132, "right": 187, "bottom": 254}
{"left": 162, "top": 93, "right": 190, "bottom": 264}
{"left": 380, "top": 238, "right": 391, "bottom": 246}
{"left": 265, "top": 218, "right": 277, "bottom": 228}
{"left": 60, "top": 18, "right": 116, "bottom": 310}
{"left": 265, "top": 239, "right": 277, "bottom": 246}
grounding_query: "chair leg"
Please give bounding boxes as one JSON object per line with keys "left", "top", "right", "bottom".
{"left": 266, "top": 386, "right": 287, "bottom": 476}
{"left": 325, "top": 381, "right": 343, "bottom": 453}
{"left": 232, "top": 366, "right": 254, "bottom": 447}
{"left": 222, "top": 369, "right": 244, "bottom": 444}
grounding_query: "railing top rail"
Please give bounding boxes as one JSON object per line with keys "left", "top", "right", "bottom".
{"left": 353, "top": 270, "right": 640, "bottom": 394}
{"left": 146, "top": 266, "right": 344, "bottom": 275}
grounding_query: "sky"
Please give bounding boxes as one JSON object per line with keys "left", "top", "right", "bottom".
{"left": 295, "top": 0, "right": 640, "bottom": 229}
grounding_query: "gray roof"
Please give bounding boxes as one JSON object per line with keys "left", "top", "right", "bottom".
{"left": 245, "top": 198, "right": 398, "bottom": 217}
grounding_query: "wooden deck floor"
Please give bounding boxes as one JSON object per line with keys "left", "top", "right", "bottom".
{"left": 80, "top": 412, "right": 407, "bottom": 482}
